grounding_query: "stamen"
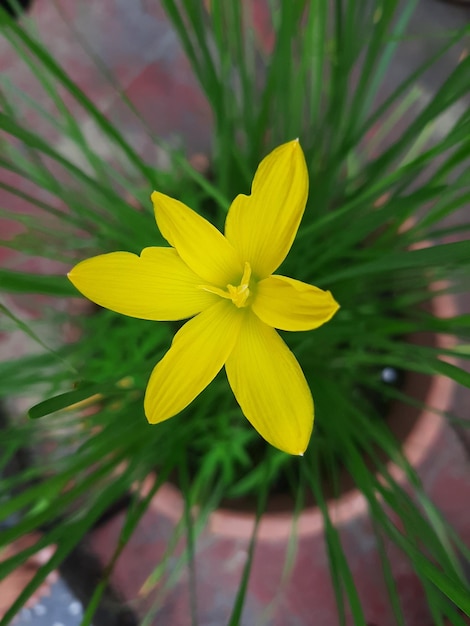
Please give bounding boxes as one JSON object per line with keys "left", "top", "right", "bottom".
{"left": 199, "top": 284, "right": 233, "bottom": 300}
{"left": 198, "top": 262, "right": 253, "bottom": 308}
{"left": 240, "top": 261, "right": 252, "bottom": 285}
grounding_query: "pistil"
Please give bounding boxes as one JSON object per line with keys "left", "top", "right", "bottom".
{"left": 199, "top": 262, "right": 252, "bottom": 308}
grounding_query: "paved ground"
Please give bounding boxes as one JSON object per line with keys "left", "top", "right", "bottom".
{"left": 13, "top": 579, "right": 86, "bottom": 626}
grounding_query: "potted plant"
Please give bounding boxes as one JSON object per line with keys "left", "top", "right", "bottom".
{"left": 0, "top": 1, "right": 469, "bottom": 625}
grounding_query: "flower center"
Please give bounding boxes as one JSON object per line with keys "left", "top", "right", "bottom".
{"left": 199, "top": 262, "right": 252, "bottom": 308}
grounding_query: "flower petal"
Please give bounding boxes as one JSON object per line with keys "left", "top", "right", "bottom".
{"left": 144, "top": 300, "right": 243, "bottom": 424}
{"left": 152, "top": 191, "right": 242, "bottom": 286}
{"left": 252, "top": 275, "right": 340, "bottom": 331}
{"left": 68, "top": 247, "right": 218, "bottom": 321}
{"left": 224, "top": 140, "right": 309, "bottom": 278}
{"left": 225, "top": 312, "right": 313, "bottom": 455}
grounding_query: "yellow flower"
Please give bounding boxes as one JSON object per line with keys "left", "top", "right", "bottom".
{"left": 68, "top": 140, "right": 339, "bottom": 455}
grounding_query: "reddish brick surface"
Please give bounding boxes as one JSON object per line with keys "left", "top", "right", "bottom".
{"left": 0, "top": 0, "right": 211, "bottom": 314}
{"left": 88, "top": 410, "right": 470, "bottom": 626}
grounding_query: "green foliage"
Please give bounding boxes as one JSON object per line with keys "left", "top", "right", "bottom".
{"left": 0, "top": 0, "right": 469, "bottom": 624}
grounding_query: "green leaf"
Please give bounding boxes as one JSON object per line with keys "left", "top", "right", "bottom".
{"left": 429, "top": 359, "right": 470, "bottom": 389}
{"left": 28, "top": 383, "right": 103, "bottom": 419}
{"left": 0, "top": 464, "right": 135, "bottom": 626}
{"left": 323, "top": 241, "right": 470, "bottom": 283}
{"left": 0, "top": 269, "right": 76, "bottom": 296}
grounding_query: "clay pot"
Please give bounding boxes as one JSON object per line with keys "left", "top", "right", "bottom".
{"left": 149, "top": 290, "right": 456, "bottom": 539}
{"left": 89, "top": 290, "right": 469, "bottom": 626}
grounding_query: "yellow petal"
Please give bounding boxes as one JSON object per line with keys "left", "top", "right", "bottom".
{"left": 225, "top": 312, "right": 313, "bottom": 455}
{"left": 144, "top": 300, "right": 243, "bottom": 424}
{"left": 252, "top": 275, "right": 340, "bottom": 331}
{"left": 68, "top": 247, "right": 218, "bottom": 321}
{"left": 225, "top": 140, "right": 309, "bottom": 278}
{"left": 152, "top": 191, "right": 242, "bottom": 286}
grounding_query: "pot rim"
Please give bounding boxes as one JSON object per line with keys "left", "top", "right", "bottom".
{"left": 148, "top": 289, "right": 457, "bottom": 541}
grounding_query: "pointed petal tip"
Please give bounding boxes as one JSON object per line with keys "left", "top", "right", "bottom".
{"left": 294, "top": 440, "right": 309, "bottom": 456}
{"left": 144, "top": 403, "right": 161, "bottom": 425}
{"left": 279, "top": 442, "right": 308, "bottom": 456}
{"left": 286, "top": 138, "right": 301, "bottom": 151}
{"left": 330, "top": 292, "right": 340, "bottom": 308}
{"left": 225, "top": 140, "right": 308, "bottom": 277}
{"left": 332, "top": 296, "right": 341, "bottom": 316}
{"left": 150, "top": 190, "right": 162, "bottom": 212}
{"left": 66, "top": 249, "right": 216, "bottom": 321}
{"left": 253, "top": 277, "right": 340, "bottom": 332}
{"left": 144, "top": 300, "right": 242, "bottom": 426}
{"left": 323, "top": 290, "right": 341, "bottom": 319}
{"left": 150, "top": 190, "right": 167, "bottom": 213}
{"left": 152, "top": 191, "right": 242, "bottom": 284}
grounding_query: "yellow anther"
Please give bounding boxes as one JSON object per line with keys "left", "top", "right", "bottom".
{"left": 227, "top": 282, "right": 250, "bottom": 307}
{"left": 199, "top": 262, "right": 252, "bottom": 308}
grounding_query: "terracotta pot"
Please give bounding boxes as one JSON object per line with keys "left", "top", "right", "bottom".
{"left": 148, "top": 289, "right": 456, "bottom": 537}
{"left": 89, "top": 292, "right": 470, "bottom": 626}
